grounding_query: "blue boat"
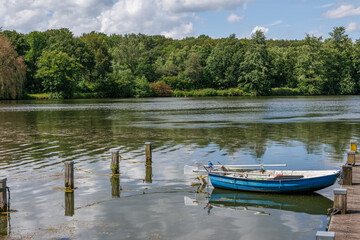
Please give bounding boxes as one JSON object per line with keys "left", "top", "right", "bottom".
{"left": 207, "top": 168, "right": 340, "bottom": 193}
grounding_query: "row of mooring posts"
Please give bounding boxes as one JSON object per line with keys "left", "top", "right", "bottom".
{"left": 61, "top": 142, "right": 153, "bottom": 216}
{"left": 63, "top": 142, "right": 153, "bottom": 189}
{"left": 316, "top": 140, "right": 357, "bottom": 240}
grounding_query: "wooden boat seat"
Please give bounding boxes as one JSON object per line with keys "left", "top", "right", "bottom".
{"left": 273, "top": 175, "right": 304, "bottom": 180}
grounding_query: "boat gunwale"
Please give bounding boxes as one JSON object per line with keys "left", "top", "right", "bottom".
{"left": 208, "top": 169, "right": 340, "bottom": 182}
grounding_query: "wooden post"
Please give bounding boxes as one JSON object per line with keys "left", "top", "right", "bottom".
{"left": 342, "top": 165, "right": 352, "bottom": 185}
{"left": 64, "top": 162, "right": 74, "bottom": 191}
{"left": 350, "top": 140, "right": 357, "bottom": 152}
{"left": 145, "top": 142, "right": 152, "bottom": 163}
{"left": 0, "top": 179, "right": 7, "bottom": 212}
{"left": 65, "top": 192, "right": 74, "bottom": 216}
{"left": 347, "top": 150, "right": 356, "bottom": 165}
{"left": 110, "top": 149, "right": 120, "bottom": 174}
{"left": 316, "top": 231, "right": 335, "bottom": 240}
{"left": 334, "top": 188, "right": 347, "bottom": 214}
{"left": 110, "top": 176, "right": 120, "bottom": 198}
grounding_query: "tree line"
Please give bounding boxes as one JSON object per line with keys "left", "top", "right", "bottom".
{"left": 1, "top": 26, "right": 360, "bottom": 99}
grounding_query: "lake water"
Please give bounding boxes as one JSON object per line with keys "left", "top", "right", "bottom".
{"left": 0, "top": 96, "right": 359, "bottom": 239}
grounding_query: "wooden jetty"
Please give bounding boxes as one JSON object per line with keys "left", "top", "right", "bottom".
{"left": 327, "top": 155, "right": 360, "bottom": 239}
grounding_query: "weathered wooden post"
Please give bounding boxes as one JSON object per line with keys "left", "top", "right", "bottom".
{"left": 64, "top": 162, "right": 74, "bottom": 191}
{"left": 316, "top": 231, "right": 335, "bottom": 240}
{"left": 0, "top": 179, "right": 8, "bottom": 212}
{"left": 110, "top": 176, "right": 120, "bottom": 198}
{"left": 110, "top": 149, "right": 120, "bottom": 175}
{"left": 350, "top": 140, "right": 357, "bottom": 152}
{"left": 342, "top": 165, "right": 352, "bottom": 185}
{"left": 65, "top": 192, "right": 74, "bottom": 216}
{"left": 145, "top": 142, "right": 152, "bottom": 163}
{"left": 334, "top": 188, "right": 347, "bottom": 214}
{"left": 347, "top": 150, "right": 356, "bottom": 165}
{"left": 145, "top": 142, "right": 152, "bottom": 183}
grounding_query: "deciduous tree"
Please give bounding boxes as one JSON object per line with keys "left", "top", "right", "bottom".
{"left": 0, "top": 34, "right": 26, "bottom": 99}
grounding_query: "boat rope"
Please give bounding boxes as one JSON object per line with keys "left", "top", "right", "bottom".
{"left": 53, "top": 187, "right": 78, "bottom": 192}
{"left": 337, "top": 170, "right": 343, "bottom": 185}
{"left": 0, "top": 186, "right": 17, "bottom": 215}
{"left": 74, "top": 188, "right": 199, "bottom": 211}
{"left": 0, "top": 186, "right": 10, "bottom": 200}
{"left": 326, "top": 207, "right": 341, "bottom": 230}
{"left": 0, "top": 210, "right": 18, "bottom": 214}
{"left": 119, "top": 155, "right": 178, "bottom": 173}
{"left": 75, "top": 167, "right": 195, "bottom": 182}
{"left": 76, "top": 168, "right": 119, "bottom": 177}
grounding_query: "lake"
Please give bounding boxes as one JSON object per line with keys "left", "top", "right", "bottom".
{"left": 0, "top": 96, "right": 359, "bottom": 239}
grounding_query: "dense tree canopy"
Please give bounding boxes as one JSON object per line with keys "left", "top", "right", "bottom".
{"left": 0, "top": 33, "right": 26, "bottom": 99}
{"left": 1, "top": 26, "right": 360, "bottom": 99}
{"left": 35, "top": 50, "right": 80, "bottom": 98}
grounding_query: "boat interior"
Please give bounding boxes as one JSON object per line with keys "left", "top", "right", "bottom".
{"left": 212, "top": 168, "right": 339, "bottom": 180}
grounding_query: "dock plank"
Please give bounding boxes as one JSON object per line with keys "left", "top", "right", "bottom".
{"left": 328, "top": 165, "right": 360, "bottom": 239}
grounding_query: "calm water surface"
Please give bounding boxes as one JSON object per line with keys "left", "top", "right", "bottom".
{"left": 0, "top": 96, "right": 359, "bottom": 239}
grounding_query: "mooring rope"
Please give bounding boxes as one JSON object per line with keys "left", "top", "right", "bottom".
{"left": 0, "top": 187, "right": 17, "bottom": 214}
{"left": 119, "top": 155, "right": 179, "bottom": 173}
{"left": 74, "top": 168, "right": 195, "bottom": 182}
{"left": 53, "top": 187, "right": 78, "bottom": 192}
{"left": 75, "top": 168, "right": 119, "bottom": 177}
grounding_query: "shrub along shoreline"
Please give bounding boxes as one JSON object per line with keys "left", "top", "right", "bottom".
{"left": 25, "top": 87, "right": 302, "bottom": 100}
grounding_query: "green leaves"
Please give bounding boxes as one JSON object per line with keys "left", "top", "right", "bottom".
{"left": 238, "top": 31, "right": 272, "bottom": 95}
{"left": 3, "top": 26, "right": 360, "bottom": 98}
{"left": 0, "top": 34, "right": 26, "bottom": 99}
{"left": 35, "top": 50, "right": 80, "bottom": 98}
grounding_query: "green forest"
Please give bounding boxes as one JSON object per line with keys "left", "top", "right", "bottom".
{"left": 1, "top": 26, "right": 360, "bottom": 99}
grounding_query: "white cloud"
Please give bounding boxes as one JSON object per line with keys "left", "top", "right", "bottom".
{"left": 161, "top": 23, "right": 194, "bottom": 39}
{"left": 251, "top": 26, "right": 269, "bottom": 35}
{"left": 347, "top": 22, "right": 360, "bottom": 32}
{"left": 162, "top": 0, "right": 252, "bottom": 12}
{"left": 323, "top": 4, "right": 360, "bottom": 19}
{"left": 308, "top": 30, "right": 323, "bottom": 38}
{"left": 227, "top": 13, "right": 243, "bottom": 23}
{"left": 268, "top": 20, "right": 282, "bottom": 26}
{"left": 316, "top": 3, "right": 334, "bottom": 9}
{"left": 0, "top": 0, "right": 252, "bottom": 39}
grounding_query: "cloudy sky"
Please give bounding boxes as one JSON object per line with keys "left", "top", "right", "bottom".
{"left": 1, "top": 0, "right": 360, "bottom": 40}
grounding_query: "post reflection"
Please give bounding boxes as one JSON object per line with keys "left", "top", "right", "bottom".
{"left": 65, "top": 192, "right": 74, "bottom": 216}
{"left": 0, "top": 214, "right": 9, "bottom": 236}
{"left": 110, "top": 176, "right": 120, "bottom": 198}
{"left": 145, "top": 163, "right": 152, "bottom": 183}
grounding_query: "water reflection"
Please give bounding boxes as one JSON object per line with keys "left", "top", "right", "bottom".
{"left": 110, "top": 176, "right": 120, "bottom": 198}
{"left": 0, "top": 96, "right": 358, "bottom": 239}
{"left": 1, "top": 97, "right": 359, "bottom": 173}
{"left": 0, "top": 215, "right": 9, "bottom": 236}
{"left": 65, "top": 192, "right": 74, "bottom": 216}
{"left": 145, "top": 164, "right": 152, "bottom": 183}
{"left": 208, "top": 189, "right": 333, "bottom": 215}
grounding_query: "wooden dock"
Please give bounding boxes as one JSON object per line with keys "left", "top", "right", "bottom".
{"left": 328, "top": 164, "right": 360, "bottom": 239}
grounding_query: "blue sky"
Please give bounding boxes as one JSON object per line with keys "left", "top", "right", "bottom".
{"left": 194, "top": 0, "right": 360, "bottom": 40}
{"left": 1, "top": 0, "right": 360, "bottom": 40}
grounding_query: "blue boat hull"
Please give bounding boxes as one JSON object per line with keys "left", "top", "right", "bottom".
{"left": 208, "top": 171, "right": 340, "bottom": 193}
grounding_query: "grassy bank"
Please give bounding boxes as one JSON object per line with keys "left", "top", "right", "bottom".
{"left": 23, "top": 87, "right": 301, "bottom": 100}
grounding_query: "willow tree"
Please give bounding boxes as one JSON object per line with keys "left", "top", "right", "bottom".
{"left": 0, "top": 34, "right": 26, "bottom": 99}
